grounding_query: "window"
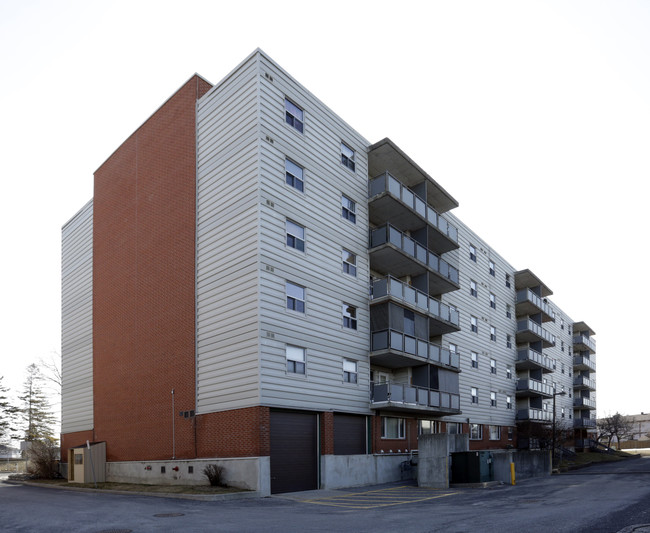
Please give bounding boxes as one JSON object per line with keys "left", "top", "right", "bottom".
{"left": 470, "top": 315, "right": 478, "bottom": 333}
{"left": 561, "top": 362, "right": 565, "bottom": 374}
{"left": 74, "top": 454, "right": 83, "bottom": 465}
{"left": 447, "top": 422, "right": 462, "bottom": 434}
{"left": 489, "top": 293, "right": 496, "bottom": 309}
{"left": 490, "top": 359, "right": 497, "bottom": 374}
{"left": 469, "top": 244, "right": 477, "bottom": 262}
{"left": 561, "top": 340, "right": 565, "bottom": 352}
{"left": 285, "top": 159, "right": 304, "bottom": 191}
{"left": 285, "top": 98, "right": 304, "bottom": 133}
{"left": 506, "top": 365, "right": 512, "bottom": 380}
{"left": 343, "top": 359, "right": 358, "bottom": 383}
{"left": 561, "top": 317, "right": 565, "bottom": 330}
{"left": 341, "top": 142, "right": 356, "bottom": 171}
{"left": 490, "top": 391, "right": 497, "bottom": 407}
{"left": 505, "top": 273, "right": 511, "bottom": 288}
{"left": 449, "top": 343, "right": 458, "bottom": 355}
{"left": 286, "top": 345, "right": 305, "bottom": 374}
{"left": 471, "top": 387, "right": 478, "bottom": 404}
{"left": 506, "top": 395, "right": 512, "bottom": 409}
{"left": 490, "top": 326, "right": 496, "bottom": 342}
{"left": 508, "top": 427, "right": 514, "bottom": 440}
{"left": 561, "top": 407, "right": 566, "bottom": 418}
{"left": 506, "top": 304, "right": 512, "bottom": 319}
{"left": 341, "top": 195, "right": 356, "bottom": 223}
{"left": 381, "top": 416, "right": 405, "bottom": 439}
{"left": 470, "top": 423, "right": 482, "bottom": 440}
{"left": 419, "top": 420, "right": 439, "bottom": 434}
{"left": 543, "top": 403, "right": 548, "bottom": 411}
{"left": 342, "top": 249, "right": 357, "bottom": 276}
{"left": 342, "top": 304, "right": 357, "bottom": 329}
{"left": 471, "top": 351, "right": 478, "bottom": 368}
{"left": 403, "top": 309, "right": 415, "bottom": 336}
{"left": 286, "top": 281, "right": 305, "bottom": 312}
{"left": 489, "top": 260, "right": 495, "bottom": 276}
{"left": 286, "top": 219, "right": 305, "bottom": 251}
{"left": 489, "top": 425, "right": 501, "bottom": 440}
{"left": 470, "top": 280, "right": 478, "bottom": 297}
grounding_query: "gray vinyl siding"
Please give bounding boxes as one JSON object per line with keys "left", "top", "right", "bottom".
{"left": 195, "top": 52, "right": 262, "bottom": 414}
{"left": 256, "top": 53, "right": 372, "bottom": 413}
{"left": 61, "top": 200, "right": 94, "bottom": 434}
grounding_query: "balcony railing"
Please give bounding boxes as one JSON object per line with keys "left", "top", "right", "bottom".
{"left": 370, "top": 329, "right": 460, "bottom": 370}
{"left": 573, "top": 335, "right": 596, "bottom": 353}
{"left": 371, "top": 382, "right": 461, "bottom": 413}
{"left": 516, "top": 348, "right": 554, "bottom": 372}
{"left": 574, "top": 397, "right": 597, "bottom": 409}
{"left": 573, "top": 375, "right": 597, "bottom": 390}
{"left": 574, "top": 418, "right": 597, "bottom": 429}
{"left": 516, "top": 378, "right": 554, "bottom": 397}
{"left": 371, "top": 276, "right": 460, "bottom": 329}
{"left": 368, "top": 172, "right": 459, "bottom": 244}
{"left": 516, "top": 318, "right": 555, "bottom": 346}
{"left": 516, "top": 408, "right": 552, "bottom": 422}
{"left": 573, "top": 356, "right": 596, "bottom": 372}
{"left": 369, "top": 224, "right": 460, "bottom": 286}
{"left": 515, "top": 288, "right": 555, "bottom": 321}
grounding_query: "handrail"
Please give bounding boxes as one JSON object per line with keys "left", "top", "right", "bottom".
{"left": 370, "top": 329, "right": 460, "bottom": 370}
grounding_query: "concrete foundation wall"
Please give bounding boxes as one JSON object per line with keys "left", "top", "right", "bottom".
{"left": 320, "top": 454, "right": 413, "bottom": 489}
{"left": 491, "top": 450, "right": 551, "bottom": 484}
{"left": 104, "top": 456, "right": 270, "bottom": 495}
{"left": 418, "top": 434, "right": 469, "bottom": 488}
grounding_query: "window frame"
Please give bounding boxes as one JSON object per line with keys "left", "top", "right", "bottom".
{"left": 489, "top": 292, "right": 496, "bottom": 309}
{"left": 381, "top": 416, "right": 406, "bottom": 439}
{"left": 471, "top": 387, "right": 479, "bottom": 404}
{"left": 284, "top": 158, "right": 304, "bottom": 192}
{"left": 489, "top": 260, "right": 495, "bottom": 276}
{"left": 469, "top": 244, "right": 477, "bottom": 262}
{"left": 343, "top": 359, "right": 358, "bottom": 383}
{"left": 342, "top": 249, "right": 357, "bottom": 277}
{"left": 286, "top": 345, "right": 306, "bottom": 374}
{"left": 470, "top": 315, "right": 478, "bottom": 333}
{"left": 341, "top": 194, "right": 357, "bottom": 224}
{"left": 490, "top": 391, "right": 497, "bottom": 407}
{"left": 471, "top": 351, "right": 478, "bottom": 368}
{"left": 489, "top": 425, "right": 501, "bottom": 440}
{"left": 490, "top": 325, "right": 497, "bottom": 342}
{"left": 286, "top": 219, "right": 305, "bottom": 252}
{"left": 342, "top": 303, "right": 358, "bottom": 330}
{"left": 285, "top": 281, "right": 305, "bottom": 313}
{"left": 506, "top": 395, "right": 512, "bottom": 410}
{"left": 490, "top": 358, "right": 497, "bottom": 374}
{"left": 470, "top": 279, "right": 478, "bottom": 297}
{"left": 284, "top": 98, "right": 304, "bottom": 133}
{"left": 341, "top": 142, "right": 356, "bottom": 172}
{"left": 469, "top": 423, "right": 482, "bottom": 440}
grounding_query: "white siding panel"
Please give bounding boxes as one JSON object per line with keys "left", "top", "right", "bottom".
{"left": 61, "top": 200, "right": 94, "bottom": 434}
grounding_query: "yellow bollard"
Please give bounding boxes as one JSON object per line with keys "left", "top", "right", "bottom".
{"left": 510, "top": 462, "right": 516, "bottom": 485}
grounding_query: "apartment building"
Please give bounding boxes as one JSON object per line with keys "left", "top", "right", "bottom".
{"left": 61, "top": 49, "right": 597, "bottom": 495}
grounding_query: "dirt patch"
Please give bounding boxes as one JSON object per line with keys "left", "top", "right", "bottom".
{"left": 22, "top": 479, "right": 245, "bottom": 494}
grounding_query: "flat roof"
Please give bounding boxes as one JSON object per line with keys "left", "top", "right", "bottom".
{"left": 514, "top": 269, "right": 553, "bottom": 297}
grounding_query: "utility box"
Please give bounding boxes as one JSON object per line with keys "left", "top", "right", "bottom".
{"left": 67, "top": 442, "right": 106, "bottom": 484}
{"left": 451, "top": 451, "right": 493, "bottom": 483}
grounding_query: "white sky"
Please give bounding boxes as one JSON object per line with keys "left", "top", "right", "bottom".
{"left": 1, "top": 0, "right": 648, "bottom": 420}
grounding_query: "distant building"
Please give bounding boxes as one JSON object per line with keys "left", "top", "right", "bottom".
{"left": 61, "top": 49, "right": 598, "bottom": 495}
{"left": 0, "top": 444, "right": 20, "bottom": 459}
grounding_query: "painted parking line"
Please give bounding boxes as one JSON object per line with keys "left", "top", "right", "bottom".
{"left": 303, "top": 485, "right": 459, "bottom": 509}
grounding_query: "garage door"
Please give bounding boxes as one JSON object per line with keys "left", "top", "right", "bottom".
{"left": 334, "top": 414, "right": 367, "bottom": 455}
{"left": 270, "top": 410, "right": 318, "bottom": 494}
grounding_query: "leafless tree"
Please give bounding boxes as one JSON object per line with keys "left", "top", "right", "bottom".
{"left": 597, "top": 413, "right": 634, "bottom": 449}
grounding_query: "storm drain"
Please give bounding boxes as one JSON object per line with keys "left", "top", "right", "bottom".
{"left": 153, "top": 513, "right": 185, "bottom": 517}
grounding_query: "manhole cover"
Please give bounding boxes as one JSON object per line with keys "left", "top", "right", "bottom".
{"left": 153, "top": 513, "right": 185, "bottom": 517}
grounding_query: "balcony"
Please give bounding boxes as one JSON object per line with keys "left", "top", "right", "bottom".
{"left": 516, "top": 348, "right": 555, "bottom": 373}
{"left": 516, "top": 378, "right": 554, "bottom": 398}
{"left": 370, "top": 276, "right": 460, "bottom": 336}
{"left": 573, "top": 375, "right": 597, "bottom": 391}
{"left": 516, "top": 408, "right": 552, "bottom": 422}
{"left": 370, "top": 381, "right": 461, "bottom": 415}
{"left": 368, "top": 172, "right": 459, "bottom": 254}
{"left": 369, "top": 224, "right": 460, "bottom": 295}
{"left": 370, "top": 329, "right": 460, "bottom": 370}
{"left": 515, "top": 289, "right": 555, "bottom": 322}
{"left": 516, "top": 318, "right": 555, "bottom": 347}
{"left": 574, "top": 418, "right": 597, "bottom": 429}
{"left": 573, "top": 356, "right": 596, "bottom": 372}
{"left": 574, "top": 397, "right": 597, "bottom": 410}
{"left": 573, "top": 335, "right": 596, "bottom": 354}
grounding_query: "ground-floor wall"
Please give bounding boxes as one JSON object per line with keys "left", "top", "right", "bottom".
{"left": 320, "top": 454, "right": 414, "bottom": 489}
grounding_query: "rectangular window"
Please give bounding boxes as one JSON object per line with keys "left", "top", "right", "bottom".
{"left": 285, "top": 159, "right": 304, "bottom": 192}
{"left": 285, "top": 98, "right": 304, "bottom": 133}
{"left": 506, "top": 395, "right": 512, "bottom": 409}
{"left": 489, "top": 425, "right": 501, "bottom": 440}
{"left": 342, "top": 304, "right": 358, "bottom": 330}
{"left": 342, "top": 249, "right": 357, "bottom": 277}
{"left": 490, "top": 293, "right": 496, "bottom": 309}
{"left": 506, "top": 334, "right": 512, "bottom": 349}
{"left": 447, "top": 422, "right": 462, "bottom": 434}
{"left": 508, "top": 427, "right": 514, "bottom": 440}
{"left": 490, "top": 359, "right": 497, "bottom": 374}
{"left": 470, "top": 423, "right": 482, "bottom": 440}
{"left": 490, "top": 391, "right": 497, "bottom": 407}
{"left": 74, "top": 454, "right": 83, "bottom": 465}
{"left": 381, "top": 416, "right": 405, "bottom": 439}
{"left": 561, "top": 340, "right": 564, "bottom": 352}
{"left": 286, "top": 345, "right": 305, "bottom": 374}
{"left": 490, "top": 326, "right": 496, "bottom": 342}
{"left": 506, "top": 304, "right": 512, "bottom": 319}
{"left": 561, "top": 318, "right": 565, "bottom": 330}
{"left": 471, "top": 351, "right": 478, "bottom": 368}
{"left": 341, "top": 142, "right": 356, "bottom": 172}
{"left": 286, "top": 219, "right": 305, "bottom": 251}
{"left": 505, "top": 273, "right": 511, "bottom": 288}
{"left": 286, "top": 281, "right": 305, "bottom": 313}
{"left": 343, "top": 359, "right": 358, "bottom": 383}
{"left": 470, "top": 280, "right": 478, "bottom": 297}
{"left": 470, "top": 316, "right": 478, "bottom": 333}
{"left": 403, "top": 309, "right": 415, "bottom": 336}
{"left": 341, "top": 195, "right": 356, "bottom": 223}
{"left": 471, "top": 387, "right": 478, "bottom": 404}
{"left": 506, "top": 366, "right": 512, "bottom": 380}
{"left": 469, "top": 244, "right": 477, "bottom": 262}
{"left": 419, "top": 420, "right": 439, "bottom": 435}
{"left": 561, "top": 407, "right": 566, "bottom": 418}
{"left": 489, "top": 260, "right": 495, "bottom": 276}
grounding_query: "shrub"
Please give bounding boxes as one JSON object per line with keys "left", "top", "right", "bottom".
{"left": 26, "top": 439, "right": 60, "bottom": 479}
{"left": 203, "top": 464, "right": 225, "bottom": 486}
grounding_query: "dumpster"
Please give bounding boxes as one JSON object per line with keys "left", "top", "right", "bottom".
{"left": 451, "top": 451, "right": 493, "bottom": 483}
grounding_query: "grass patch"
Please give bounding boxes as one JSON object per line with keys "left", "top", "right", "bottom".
{"left": 25, "top": 479, "right": 245, "bottom": 494}
{"left": 560, "top": 450, "right": 636, "bottom": 468}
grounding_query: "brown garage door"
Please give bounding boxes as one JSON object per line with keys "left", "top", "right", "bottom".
{"left": 334, "top": 414, "right": 367, "bottom": 455}
{"left": 270, "top": 410, "right": 318, "bottom": 494}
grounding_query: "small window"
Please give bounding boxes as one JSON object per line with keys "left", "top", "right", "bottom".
{"left": 506, "top": 304, "right": 512, "bottom": 319}
{"left": 341, "top": 142, "right": 356, "bottom": 172}
{"left": 489, "top": 293, "right": 496, "bottom": 309}
{"left": 543, "top": 403, "right": 548, "bottom": 411}
{"left": 470, "top": 423, "right": 482, "bottom": 440}
{"left": 471, "top": 387, "right": 478, "bottom": 404}
{"left": 489, "top": 425, "right": 501, "bottom": 440}
{"left": 419, "top": 420, "right": 439, "bottom": 435}
{"left": 343, "top": 359, "right": 358, "bottom": 383}
{"left": 341, "top": 195, "right": 356, "bottom": 223}
{"left": 342, "top": 304, "right": 357, "bottom": 330}
{"left": 506, "top": 334, "right": 512, "bottom": 349}
{"left": 469, "top": 244, "right": 477, "bottom": 262}
{"left": 381, "top": 416, "right": 405, "bottom": 439}
{"left": 490, "top": 326, "right": 496, "bottom": 342}
{"left": 285, "top": 159, "right": 304, "bottom": 192}
{"left": 506, "top": 395, "right": 512, "bottom": 409}
{"left": 561, "top": 340, "right": 565, "bottom": 352}
{"left": 286, "top": 220, "right": 305, "bottom": 251}
{"left": 285, "top": 98, "right": 304, "bottom": 133}
{"left": 470, "top": 316, "right": 478, "bottom": 333}
{"left": 286, "top": 345, "right": 306, "bottom": 374}
{"left": 470, "top": 280, "right": 478, "bottom": 297}
{"left": 342, "top": 249, "right": 357, "bottom": 277}
{"left": 490, "top": 359, "right": 497, "bottom": 374}
{"left": 561, "top": 318, "right": 565, "bottom": 330}
{"left": 490, "top": 391, "right": 497, "bottom": 407}
{"left": 506, "top": 366, "right": 512, "bottom": 380}
{"left": 489, "top": 260, "right": 495, "bottom": 276}
{"left": 471, "top": 351, "right": 478, "bottom": 368}
{"left": 286, "top": 281, "right": 305, "bottom": 313}
{"left": 561, "top": 407, "right": 566, "bottom": 418}
{"left": 447, "top": 422, "right": 462, "bottom": 434}
{"left": 505, "top": 273, "right": 511, "bottom": 288}
{"left": 508, "top": 427, "right": 514, "bottom": 440}
{"left": 74, "top": 453, "right": 83, "bottom": 465}
{"left": 449, "top": 343, "right": 458, "bottom": 355}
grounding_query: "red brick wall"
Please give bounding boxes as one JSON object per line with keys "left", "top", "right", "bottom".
{"left": 371, "top": 415, "right": 418, "bottom": 454}
{"left": 468, "top": 425, "right": 516, "bottom": 450}
{"left": 60, "top": 430, "right": 95, "bottom": 462}
{"left": 320, "top": 412, "right": 334, "bottom": 455}
{"left": 196, "top": 407, "right": 270, "bottom": 458}
{"left": 92, "top": 76, "right": 212, "bottom": 462}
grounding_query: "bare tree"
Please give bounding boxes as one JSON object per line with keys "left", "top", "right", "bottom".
{"left": 597, "top": 413, "right": 634, "bottom": 449}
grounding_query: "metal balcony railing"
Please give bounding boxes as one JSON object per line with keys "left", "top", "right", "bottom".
{"left": 516, "top": 378, "right": 554, "bottom": 397}
{"left": 573, "top": 356, "right": 596, "bottom": 372}
{"left": 370, "top": 329, "right": 460, "bottom": 370}
{"left": 574, "top": 397, "right": 597, "bottom": 409}
{"left": 516, "top": 408, "right": 552, "bottom": 422}
{"left": 516, "top": 348, "right": 554, "bottom": 372}
{"left": 517, "top": 318, "right": 554, "bottom": 345}
{"left": 574, "top": 418, "right": 597, "bottom": 429}
{"left": 371, "top": 381, "right": 461, "bottom": 412}
{"left": 573, "top": 335, "right": 597, "bottom": 353}
{"left": 573, "top": 375, "right": 597, "bottom": 389}
{"left": 515, "top": 288, "right": 555, "bottom": 320}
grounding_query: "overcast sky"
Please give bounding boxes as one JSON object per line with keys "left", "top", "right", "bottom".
{"left": 1, "top": 0, "right": 648, "bottom": 421}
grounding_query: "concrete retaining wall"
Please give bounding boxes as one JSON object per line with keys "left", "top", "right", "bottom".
{"left": 320, "top": 454, "right": 414, "bottom": 489}
{"left": 491, "top": 450, "right": 551, "bottom": 484}
{"left": 418, "top": 434, "right": 469, "bottom": 488}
